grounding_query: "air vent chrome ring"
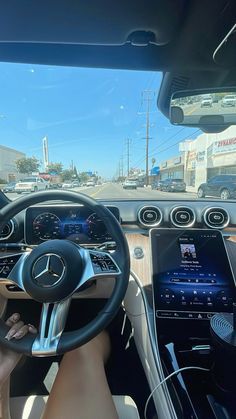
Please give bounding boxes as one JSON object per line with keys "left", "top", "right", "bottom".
{"left": 0, "top": 219, "right": 15, "bottom": 240}
{"left": 170, "top": 206, "right": 196, "bottom": 228}
{"left": 138, "top": 206, "right": 163, "bottom": 227}
{"left": 203, "top": 207, "right": 230, "bottom": 229}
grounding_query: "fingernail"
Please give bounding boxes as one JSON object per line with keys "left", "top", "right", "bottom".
{"left": 5, "top": 329, "right": 16, "bottom": 340}
{"left": 28, "top": 324, "right": 35, "bottom": 329}
{"left": 12, "top": 314, "right": 19, "bottom": 321}
{"left": 13, "top": 331, "right": 23, "bottom": 339}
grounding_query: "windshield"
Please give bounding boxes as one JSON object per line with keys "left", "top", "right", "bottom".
{"left": 0, "top": 62, "right": 236, "bottom": 202}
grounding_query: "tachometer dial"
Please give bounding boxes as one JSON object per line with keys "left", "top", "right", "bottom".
{"left": 32, "top": 212, "right": 61, "bottom": 241}
{"left": 86, "top": 213, "right": 109, "bottom": 241}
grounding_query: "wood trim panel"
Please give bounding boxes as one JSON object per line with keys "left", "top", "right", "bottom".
{"left": 125, "top": 233, "right": 151, "bottom": 286}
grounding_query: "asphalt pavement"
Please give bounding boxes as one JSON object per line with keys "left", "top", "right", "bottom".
{"left": 5, "top": 183, "right": 197, "bottom": 201}
{"left": 181, "top": 101, "right": 236, "bottom": 125}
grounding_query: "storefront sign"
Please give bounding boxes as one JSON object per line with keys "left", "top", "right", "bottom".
{"left": 197, "top": 151, "right": 205, "bottom": 161}
{"left": 187, "top": 151, "right": 196, "bottom": 170}
{"left": 213, "top": 137, "right": 236, "bottom": 154}
{"left": 150, "top": 166, "right": 160, "bottom": 175}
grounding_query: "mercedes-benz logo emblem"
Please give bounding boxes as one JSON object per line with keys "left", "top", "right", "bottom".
{"left": 32, "top": 253, "right": 65, "bottom": 287}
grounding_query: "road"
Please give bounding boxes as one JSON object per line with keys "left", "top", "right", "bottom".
{"left": 181, "top": 101, "right": 236, "bottom": 125}
{"left": 5, "top": 183, "right": 197, "bottom": 201}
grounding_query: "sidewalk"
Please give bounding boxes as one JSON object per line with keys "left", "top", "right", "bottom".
{"left": 186, "top": 186, "right": 198, "bottom": 193}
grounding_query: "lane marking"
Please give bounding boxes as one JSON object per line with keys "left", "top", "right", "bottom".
{"left": 89, "top": 183, "right": 110, "bottom": 197}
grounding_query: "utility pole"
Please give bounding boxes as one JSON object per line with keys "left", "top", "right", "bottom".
{"left": 126, "top": 138, "right": 131, "bottom": 177}
{"left": 142, "top": 90, "right": 155, "bottom": 186}
{"left": 120, "top": 155, "right": 124, "bottom": 178}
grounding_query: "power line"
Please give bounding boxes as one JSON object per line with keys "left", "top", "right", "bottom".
{"left": 115, "top": 72, "right": 158, "bottom": 178}
{"left": 132, "top": 128, "right": 201, "bottom": 169}
{"left": 131, "top": 127, "right": 186, "bottom": 168}
{"left": 150, "top": 129, "right": 201, "bottom": 158}
{"left": 149, "top": 127, "right": 186, "bottom": 156}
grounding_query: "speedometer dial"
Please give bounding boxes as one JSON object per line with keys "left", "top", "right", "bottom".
{"left": 86, "top": 213, "right": 110, "bottom": 241}
{"left": 32, "top": 212, "right": 61, "bottom": 241}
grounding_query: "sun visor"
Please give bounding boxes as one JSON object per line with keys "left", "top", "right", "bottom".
{"left": 0, "top": 0, "right": 185, "bottom": 46}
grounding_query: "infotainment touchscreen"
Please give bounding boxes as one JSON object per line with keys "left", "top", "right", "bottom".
{"left": 151, "top": 229, "right": 236, "bottom": 320}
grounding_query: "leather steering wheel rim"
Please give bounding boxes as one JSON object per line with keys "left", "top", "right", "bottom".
{"left": 0, "top": 190, "right": 130, "bottom": 356}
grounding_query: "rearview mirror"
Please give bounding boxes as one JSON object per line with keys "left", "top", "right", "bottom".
{"left": 170, "top": 88, "right": 236, "bottom": 128}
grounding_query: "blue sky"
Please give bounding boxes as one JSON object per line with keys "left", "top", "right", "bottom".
{"left": 0, "top": 62, "right": 198, "bottom": 177}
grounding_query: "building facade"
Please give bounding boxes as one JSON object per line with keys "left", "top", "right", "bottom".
{"left": 159, "top": 126, "right": 236, "bottom": 191}
{"left": 159, "top": 156, "right": 184, "bottom": 180}
{"left": 0, "top": 145, "right": 25, "bottom": 182}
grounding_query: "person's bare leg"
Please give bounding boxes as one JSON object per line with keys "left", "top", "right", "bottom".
{"left": 42, "top": 331, "right": 118, "bottom": 419}
{"left": 0, "top": 313, "right": 37, "bottom": 419}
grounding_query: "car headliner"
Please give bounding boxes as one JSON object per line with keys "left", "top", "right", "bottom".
{"left": 0, "top": 0, "right": 235, "bottom": 73}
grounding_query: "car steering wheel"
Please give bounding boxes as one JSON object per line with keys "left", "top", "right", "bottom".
{"left": 0, "top": 190, "right": 130, "bottom": 356}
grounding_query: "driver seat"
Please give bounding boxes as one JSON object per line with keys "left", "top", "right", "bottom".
{"left": 10, "top": 394, "right": 140, "bottom": 419}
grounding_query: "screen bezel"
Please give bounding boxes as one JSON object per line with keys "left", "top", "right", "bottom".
{"left": 150, "top": 228, "right": 236, "bottom": 320}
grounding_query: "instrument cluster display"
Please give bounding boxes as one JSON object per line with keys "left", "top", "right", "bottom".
{"left": 25, "top": 206, "right": 120, "bottom": 245}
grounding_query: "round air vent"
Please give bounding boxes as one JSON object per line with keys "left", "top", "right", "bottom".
{"left": 0, "top": 220, "right": 14, "bottom": 240}
{"left": 170, "top": 206, "right": 196, "bottom": 228}
{"left": 138, "top": 206, "right": 163, "bottom": 227}
{"left": 203, "top": 207, "right": 230, "bottom": 229}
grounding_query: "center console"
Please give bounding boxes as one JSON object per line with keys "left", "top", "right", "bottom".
{"left": 151, "top": 229, "right": 236, "bottom": 419}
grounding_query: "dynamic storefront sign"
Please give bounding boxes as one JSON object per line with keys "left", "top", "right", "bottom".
{"left": 212, "top": 137, "right": 236, "bottom": 154}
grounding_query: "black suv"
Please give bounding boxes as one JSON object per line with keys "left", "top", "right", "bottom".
{"left": 197, "top": 175, "right": 236, "bottom": 200}
{"left": 160, "top": 178, "right": 186, "bottom": 192}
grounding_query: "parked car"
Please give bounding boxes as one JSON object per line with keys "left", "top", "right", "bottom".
{"left": 123, "top": 179, "right": 137, "bottom": 190}
{"left": 72, "top": 180, "right": 81, "bottom": 187}
{"left": 49, "top": 182, "right": 62, "bottom": 189}
{"left": 197, "top": 174, "right": 236, "bottom": 200}
{"left": 136, "top": 179, "right": 145, "bottom": 187}
{"left": 152, "top": 180, "right": 164, "bottom": 190}
{"left": 15, "top": 177, "right": 48, "bottom": 193}
{"left": 221, "top": 95, "right": 236, "bottom": 107}
{"left": 160, "top": 178, "right": 186, "bottom": 192}
{"left": 2, "top": 181, "right": 17, "bottom": 192}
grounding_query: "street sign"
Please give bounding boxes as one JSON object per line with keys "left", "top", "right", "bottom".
{"left": 150, "top": 166, "right": 160, "bottom": 175}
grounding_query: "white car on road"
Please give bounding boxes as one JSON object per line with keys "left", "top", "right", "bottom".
{"left": 221, "top": 95, "right": 236, "bottom": 107}
{"left": 123, "top": 179, "right": 137, "bottom": 190}
{"left": 86, "top": 180, "right": 96, "bottom": 187}
{"left": 200, "top": 96, "right": 213, "bottom": 108}
{"left": 15, "top": 177, "right": 48, "bottom": 194}
{"left": 62, "top": 181, "right": 73, "bottom": 189}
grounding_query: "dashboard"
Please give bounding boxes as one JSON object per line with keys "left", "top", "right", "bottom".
{"left": 1, "top": 199, "right": 236, "bottom": 245}
{"left": 24, "top": 205, "right": 120, "bottom": 245}
{"left": 0, "top": 197, "right": 235, "bottom": 306}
